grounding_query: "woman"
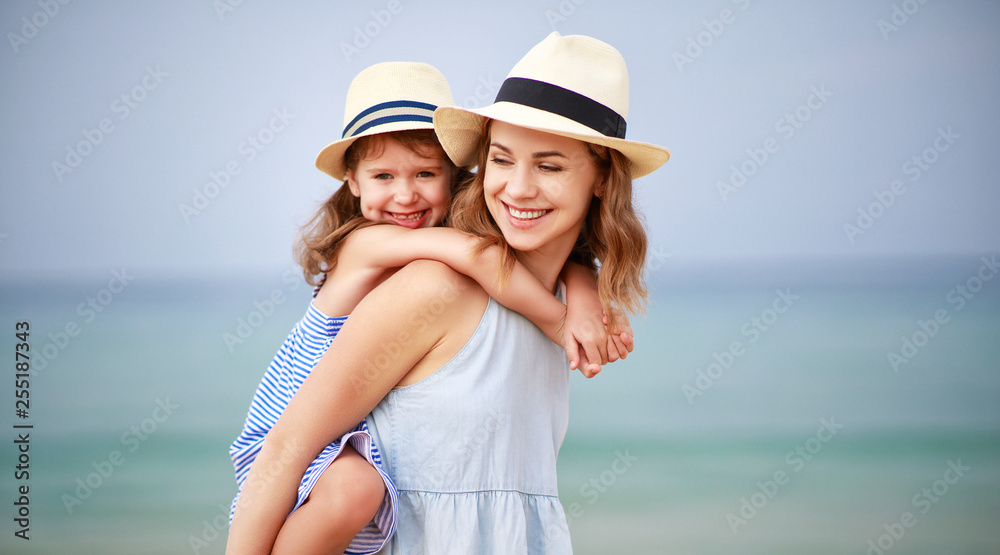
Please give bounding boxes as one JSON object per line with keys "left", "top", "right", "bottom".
{"left": 228, "top": 32, "right": 669, "bottom": 553}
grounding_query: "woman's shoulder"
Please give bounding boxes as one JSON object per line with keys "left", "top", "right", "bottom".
{"left": 384, "top": 260, "right": 491, "bottom": 387}
{"left": 391, "top": 259, "right": 488, "bottom": 306}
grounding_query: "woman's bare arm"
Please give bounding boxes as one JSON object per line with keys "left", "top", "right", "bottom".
{"left": 226, "top": 261, "right": 478, "bottom": 554}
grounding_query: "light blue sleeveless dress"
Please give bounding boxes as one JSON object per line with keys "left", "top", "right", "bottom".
{"left": 368, "top": 296, "right": 573, "bottom": 554}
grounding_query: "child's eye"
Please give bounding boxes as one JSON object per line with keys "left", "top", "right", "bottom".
{"left": 416, "top": 171, "right": 436, "bottom": 178}
{"left": 374, "top": 173, "right": 393, "bottom": 180}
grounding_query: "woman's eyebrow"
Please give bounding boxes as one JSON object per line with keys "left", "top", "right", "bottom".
{"left": 489, "top": 142, "right": 512, "bottom": 154}
{"left": 532, "top": 150, "right": 567, "bottom": 159}
{"left": 489, "top": 142, "right": 567, "bottom": 159}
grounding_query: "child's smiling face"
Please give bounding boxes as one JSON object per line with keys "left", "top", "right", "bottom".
{"left": 347, "top": 136, "right": 452, "bottom": 229}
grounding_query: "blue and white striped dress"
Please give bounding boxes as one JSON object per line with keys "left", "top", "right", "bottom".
{"left": 229, "top": 289, "right": 398, "bottom": 554}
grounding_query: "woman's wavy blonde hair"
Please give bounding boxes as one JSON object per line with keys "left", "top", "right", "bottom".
{"left": 448, "top": 119, "right": 649, "bottom": 323}
{"left": 295, "top": 129, "right": 468, "bottom": 285}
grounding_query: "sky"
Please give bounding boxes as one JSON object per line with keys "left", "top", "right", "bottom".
{"left": 1, "top": 0, "right": 998, "bottom": 281}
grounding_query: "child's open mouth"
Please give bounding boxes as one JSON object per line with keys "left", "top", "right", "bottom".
{"left": 387, "top": 210, "right": 428, "bottom": 228}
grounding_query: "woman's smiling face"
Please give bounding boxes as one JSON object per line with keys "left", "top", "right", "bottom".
{"left": 483, "top": 121, "right": 602, "bottom": 255}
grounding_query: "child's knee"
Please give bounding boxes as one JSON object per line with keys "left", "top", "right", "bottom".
{"left": 311, "top": 450, "right": 385, "bottom": 518}
{"left": 335, "top": 459, "right": 385, "bottom": 509}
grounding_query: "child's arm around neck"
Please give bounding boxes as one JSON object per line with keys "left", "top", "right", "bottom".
{"left": 315, "top": 223, "right": 627, "bottom": 375}
{"left": 321, "top": 223, "right": 567, "bottom": 341}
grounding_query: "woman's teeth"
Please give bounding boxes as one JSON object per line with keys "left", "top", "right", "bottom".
{"left": 508, "top": 206, "right": 548, "bottom": 220}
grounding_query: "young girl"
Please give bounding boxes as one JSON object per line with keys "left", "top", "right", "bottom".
{"left": 227, "top": 62, "right": 632, "bottom": 554}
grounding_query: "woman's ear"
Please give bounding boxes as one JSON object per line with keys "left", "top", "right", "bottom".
{"left": 594, "top": 177, "right": 607, "bottom": 199}
{"left": 346, "top": 171, "right": 360, "bottom": 197}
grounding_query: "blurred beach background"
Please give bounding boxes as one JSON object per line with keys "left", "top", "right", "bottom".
{"left": 2, "top": 1, "right": 998, "bottom": 553}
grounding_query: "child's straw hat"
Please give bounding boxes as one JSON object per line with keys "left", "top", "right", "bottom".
{"left": 316, "top": 62, "right": 454, "bottom": 181}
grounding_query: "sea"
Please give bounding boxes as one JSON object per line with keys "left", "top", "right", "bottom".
{"left": 1, "top": 255, "right": 998, "bottom": 554}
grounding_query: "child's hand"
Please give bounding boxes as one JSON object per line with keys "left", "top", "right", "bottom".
{"left": 563, "top": 311, "right": 609, "bottom": 378}
{"left": 565, "top": 308, "right": 635, "bottom": 378}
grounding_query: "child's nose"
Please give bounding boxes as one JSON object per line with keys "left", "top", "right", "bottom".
{"left": 393, "top": 179, "right": 419, "bottom": 204}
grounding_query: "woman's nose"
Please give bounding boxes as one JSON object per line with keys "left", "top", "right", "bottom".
{"left": 505, "top": 166, "right": 537, "bottom": 199}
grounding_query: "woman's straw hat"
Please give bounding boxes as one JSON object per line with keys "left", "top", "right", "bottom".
{"left": 433, "top": 32, "right": 670, "bottom": 179}
{"left": 316, "top": 62, "right": 454, "bottom": 181}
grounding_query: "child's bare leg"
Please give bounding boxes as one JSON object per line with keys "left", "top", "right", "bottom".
{"left": 272, "top": 444, "right": 385, "bottom": 555}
